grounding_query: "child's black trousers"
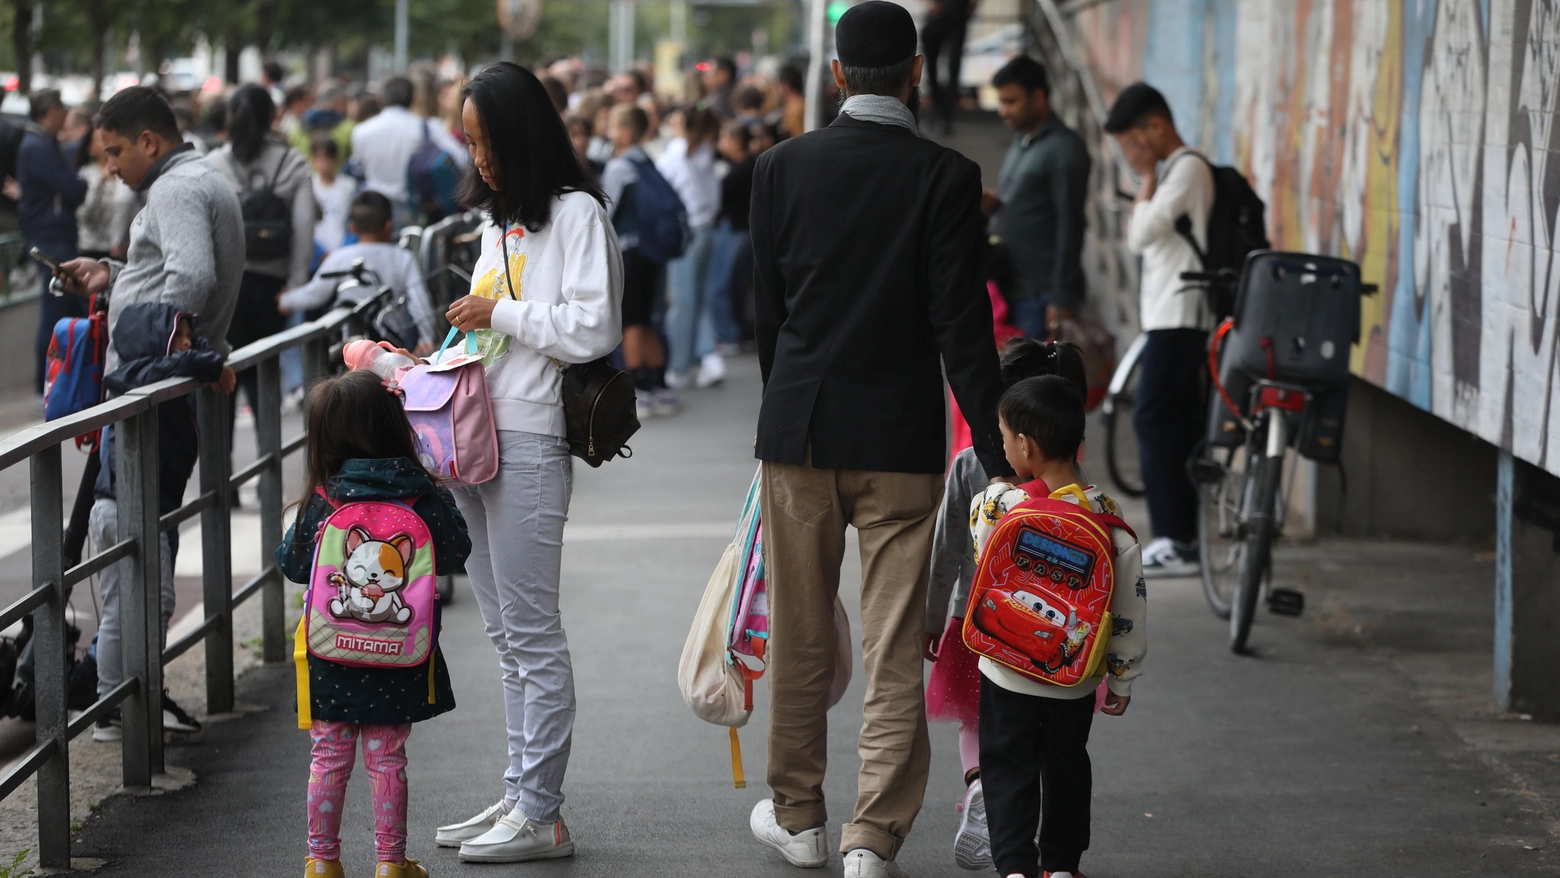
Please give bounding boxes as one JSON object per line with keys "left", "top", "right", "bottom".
{"left": 979, "top": 675, "right": 1096, "bottom": 876}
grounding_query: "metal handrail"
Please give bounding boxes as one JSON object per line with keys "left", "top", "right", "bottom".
{"left": 0, "top": 296, "right": 371, "bottom": 868}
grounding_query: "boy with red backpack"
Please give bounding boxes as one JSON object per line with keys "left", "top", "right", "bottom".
{"left": 967, "top": 375, "right": 1147, "bottom": 878}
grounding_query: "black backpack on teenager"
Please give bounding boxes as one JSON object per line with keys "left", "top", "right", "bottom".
{"left": 229, "top": 149, "right": 294, "bottom": 261}
{"left": 1172, "top": 153, "right": 1270, "bottom": 321}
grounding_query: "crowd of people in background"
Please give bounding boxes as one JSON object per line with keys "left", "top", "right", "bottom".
{"left": 11, "top": 51, "right": 817, "bottom": 426}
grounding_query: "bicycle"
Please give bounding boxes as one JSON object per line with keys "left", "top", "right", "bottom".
{"left": 1098, "top": 333, "right": 1147, "bottom": 497}
{"left": 1185, "top": 260, "right": 1374, "bottom": 653}
{"left": 317, "top": 258, "right": 416, "bottom": 354}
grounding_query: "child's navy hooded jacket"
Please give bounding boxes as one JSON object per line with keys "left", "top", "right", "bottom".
{"left": 94, "top": 302, "right": 225, "bottom": 514}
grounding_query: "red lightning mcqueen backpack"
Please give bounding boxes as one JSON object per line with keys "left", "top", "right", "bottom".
{"left": 962, "top": 482, "right": 1134, "bottom": 687}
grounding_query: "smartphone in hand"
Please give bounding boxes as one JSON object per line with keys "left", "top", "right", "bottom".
{"left": 29, "top": 246, "right": 61, "bottom": 274}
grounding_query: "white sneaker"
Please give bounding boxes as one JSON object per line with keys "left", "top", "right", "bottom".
{"left": 435, "top": 801, "right": 506, "bottom": 848}
{"left": 91, "top": 712, "right": 121, "bottom": 743}
{"left": 843, "top": 848, "right": 909, "bottom": 878}
{"left": 635, "top": 389, "right": 654, "bottom": 421}
{"left": 749, "top": 799, "right": 828, "bottom": 868}
{"left": 1141, "top": 536, "right": 1200, "bottom": 578}
{"left": 664, "top": 369, "right": 692, "bottom": 390}
{"left": 695, "top": 352, "right": 727, "bottom": 388}
{"left": 458, "top": 809, "right": 574, "bottom": 863}
{"left": 952, "top": 778, "right": 991, "bottom": 869}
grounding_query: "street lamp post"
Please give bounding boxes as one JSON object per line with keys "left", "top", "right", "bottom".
{"left": 394, "top": 0, "right": 409, "bottom": 73}
{"left": 803, "top": 0, "right": 829, "bottom": 132}
{"left": 610, "top": 0, "right": 636, "bottom": 73}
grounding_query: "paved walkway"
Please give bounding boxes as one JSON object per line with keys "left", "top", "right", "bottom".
{"left": 62, "top": 354, "right": 1559, "bottom": 876}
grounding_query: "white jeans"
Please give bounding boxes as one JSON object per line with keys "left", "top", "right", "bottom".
{"left": 453, "top": 431, "right": 575, "bottom": 823}
{"left": 90, "top": 497, "right": 176, "bottom": 700}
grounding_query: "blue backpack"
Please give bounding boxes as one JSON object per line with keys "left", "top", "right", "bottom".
{"left": 407, "top": 120, "right": 462, "bottom": 223}
{"left": 43, "top": 302, "right": 107, "bottom": 422}
{"left": 627, "top": 156, "right": 690, "bottom": 264}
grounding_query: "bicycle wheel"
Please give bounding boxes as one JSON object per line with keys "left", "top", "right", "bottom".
{"left": 1197, "top": 445, "right": 1246, "bottom": 619}
{"left": 1230, "top": 450, "right": 1282, "bottom": 653}
{"left": 1101, "top": 359, "right": 1145, "bottom": 498}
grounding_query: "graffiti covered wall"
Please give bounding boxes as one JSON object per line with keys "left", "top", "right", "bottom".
{"left": 1069, "top": 0, "right": 1560, "bottom": 477}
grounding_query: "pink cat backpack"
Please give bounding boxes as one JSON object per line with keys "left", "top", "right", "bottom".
{"left": 301, "top": 489, "right": 439, "bottom": 670}
{"left": 397, "top": 329, "right": 499, "bottom": 486}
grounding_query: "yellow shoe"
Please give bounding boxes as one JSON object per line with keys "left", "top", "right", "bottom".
{"left": 304, "top": 859, "right": 344, "bottom": 878}
{"left": 374, "top": 858, "right": 428, "bottom": 878}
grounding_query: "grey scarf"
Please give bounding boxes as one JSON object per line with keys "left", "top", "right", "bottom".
{"left": 840, "top": 94, "right": 918, "bottom": 134}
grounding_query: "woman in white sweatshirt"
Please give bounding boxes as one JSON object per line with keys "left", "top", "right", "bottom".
{"left": 433, "top": 62, "right": 623, "bottom": 865}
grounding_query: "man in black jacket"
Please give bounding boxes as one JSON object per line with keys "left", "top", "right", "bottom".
{"left": 748, "top": 4, "right": 1010, "bottom": 876}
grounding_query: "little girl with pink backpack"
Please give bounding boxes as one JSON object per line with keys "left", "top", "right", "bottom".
{"left": 277, "top": 370, "right": 472, "bottom": 878}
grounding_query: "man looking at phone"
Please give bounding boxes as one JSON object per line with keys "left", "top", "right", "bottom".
{"left": 56, "top": 86, "right": 244, "bottom": 372}
{"left": 20, "top": 88, "right": 88, "bottom": 396}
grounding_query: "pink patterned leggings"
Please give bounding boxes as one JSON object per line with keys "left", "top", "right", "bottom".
{"left": 307, "top": 720, "right": 412, "bottom": 863}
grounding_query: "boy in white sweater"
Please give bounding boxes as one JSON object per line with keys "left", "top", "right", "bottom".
{"left": 970, "top": 375, "right": 1147, "bottom": 878}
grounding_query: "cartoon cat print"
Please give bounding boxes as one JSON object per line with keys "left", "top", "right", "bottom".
{"left": 329, "top": 526, "right": 415, "bottom": 625}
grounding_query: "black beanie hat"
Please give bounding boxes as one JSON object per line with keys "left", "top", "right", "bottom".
{"left": 836, "top": 1, "right": 918, "bottom": 68}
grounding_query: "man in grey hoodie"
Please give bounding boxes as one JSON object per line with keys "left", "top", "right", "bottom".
{"left": 57, "top": 86, "right": 244, "bottom": 372}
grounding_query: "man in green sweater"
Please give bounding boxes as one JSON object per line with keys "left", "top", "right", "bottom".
{"left": 982, "top": 55, "right": 1090, "bottom": 339}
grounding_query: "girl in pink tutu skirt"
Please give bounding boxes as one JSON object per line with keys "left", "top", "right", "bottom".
{"left": 924, "top": 338, "right": 1091, "bottom": 871}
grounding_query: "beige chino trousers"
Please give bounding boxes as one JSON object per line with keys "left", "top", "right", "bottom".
{"left": 760, "top": 453, "right": 944, "bottom": 860}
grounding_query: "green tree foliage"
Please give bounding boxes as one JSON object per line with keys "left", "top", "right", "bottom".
{"left": 4, "top": 0, "right": 802, "bottom": 92}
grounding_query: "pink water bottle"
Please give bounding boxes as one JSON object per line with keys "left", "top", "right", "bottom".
{"left": 343, "top": 340, "right": 417, "bottom": 382}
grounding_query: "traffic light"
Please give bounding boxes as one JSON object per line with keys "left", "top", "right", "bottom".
{"left": 827, "top": 1, "right": 850, "bottom": 25}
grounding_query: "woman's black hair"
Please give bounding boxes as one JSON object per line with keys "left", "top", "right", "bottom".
{"left": 226, "top": 83, "right": 276, "bottom": 164}
{"left": 999, "top": 337, "right": 1088, "bottom": 399}
{"left": 292, "top": 370, "right": 433, "bottom": 527}
{"left": 999, "top": 375, "right": 1086, "bottom": 462}
{"left": 460, "top": 62, "right": 606, "bottom": 232}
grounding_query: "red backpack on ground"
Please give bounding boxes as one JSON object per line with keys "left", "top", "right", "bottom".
{"left": 962, "top": 481, "right": 1134, "bottom": 687}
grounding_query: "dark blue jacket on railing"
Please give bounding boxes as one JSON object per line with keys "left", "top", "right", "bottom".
{"left": 17, "top": 124, "right": 86, "bottom": 250}
{"left": 94, "top": 302, "right": 225, "bottom": 515}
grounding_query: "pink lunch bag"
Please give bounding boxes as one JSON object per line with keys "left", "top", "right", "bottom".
{"left": 398, "top": 329, "right": 499, "bottom": 485}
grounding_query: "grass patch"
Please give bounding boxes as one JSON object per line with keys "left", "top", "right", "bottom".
{"left": 0, "top": 850, "right": 33, "bottom": 878}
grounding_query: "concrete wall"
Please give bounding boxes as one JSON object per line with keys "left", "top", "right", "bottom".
{"left": 1507, "top": 458, "right": 1560, "bottom": 718}
{"left": 1314, "top": 376, "right": 1498, "bottom": 541}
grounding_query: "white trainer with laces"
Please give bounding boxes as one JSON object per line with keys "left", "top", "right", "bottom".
{"left": 457, "top": 810, "right": 574, "bottom": 863}
{"left": 1141, "top": 536, "right": 1199, "bottom": 578}
{"left": 750, "top": 799, "right": 828, "bottom": 868}
{"left": 695, "top": 352, "right": 727, "bottom": 388}
{"left": 435, "top": 801, "right": 506, "bottom": 847}
{"left": 952, "top": 778, "right": 991, "bottom": 869}
{"left": 843, "top": 848, "right": 909, "bottom": 878}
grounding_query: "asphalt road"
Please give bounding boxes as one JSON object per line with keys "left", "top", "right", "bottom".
{"left": 60, "top": 354, "right": 1556, "bottom": 877}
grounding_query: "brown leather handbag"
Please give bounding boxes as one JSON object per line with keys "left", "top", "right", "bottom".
{"left": 501, "top": 229, "right": 639, "bottom": 467}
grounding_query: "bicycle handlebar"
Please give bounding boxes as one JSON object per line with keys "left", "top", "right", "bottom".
{"left": 1179, "top": 270, "right": 1238, "bottom": 285}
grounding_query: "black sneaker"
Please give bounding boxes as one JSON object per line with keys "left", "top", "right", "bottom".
{"left": 93, "top": 708, "right": 122, "bottom": 742}
{"left": 162, "top": 691, "right": 201, "bottom": 733}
